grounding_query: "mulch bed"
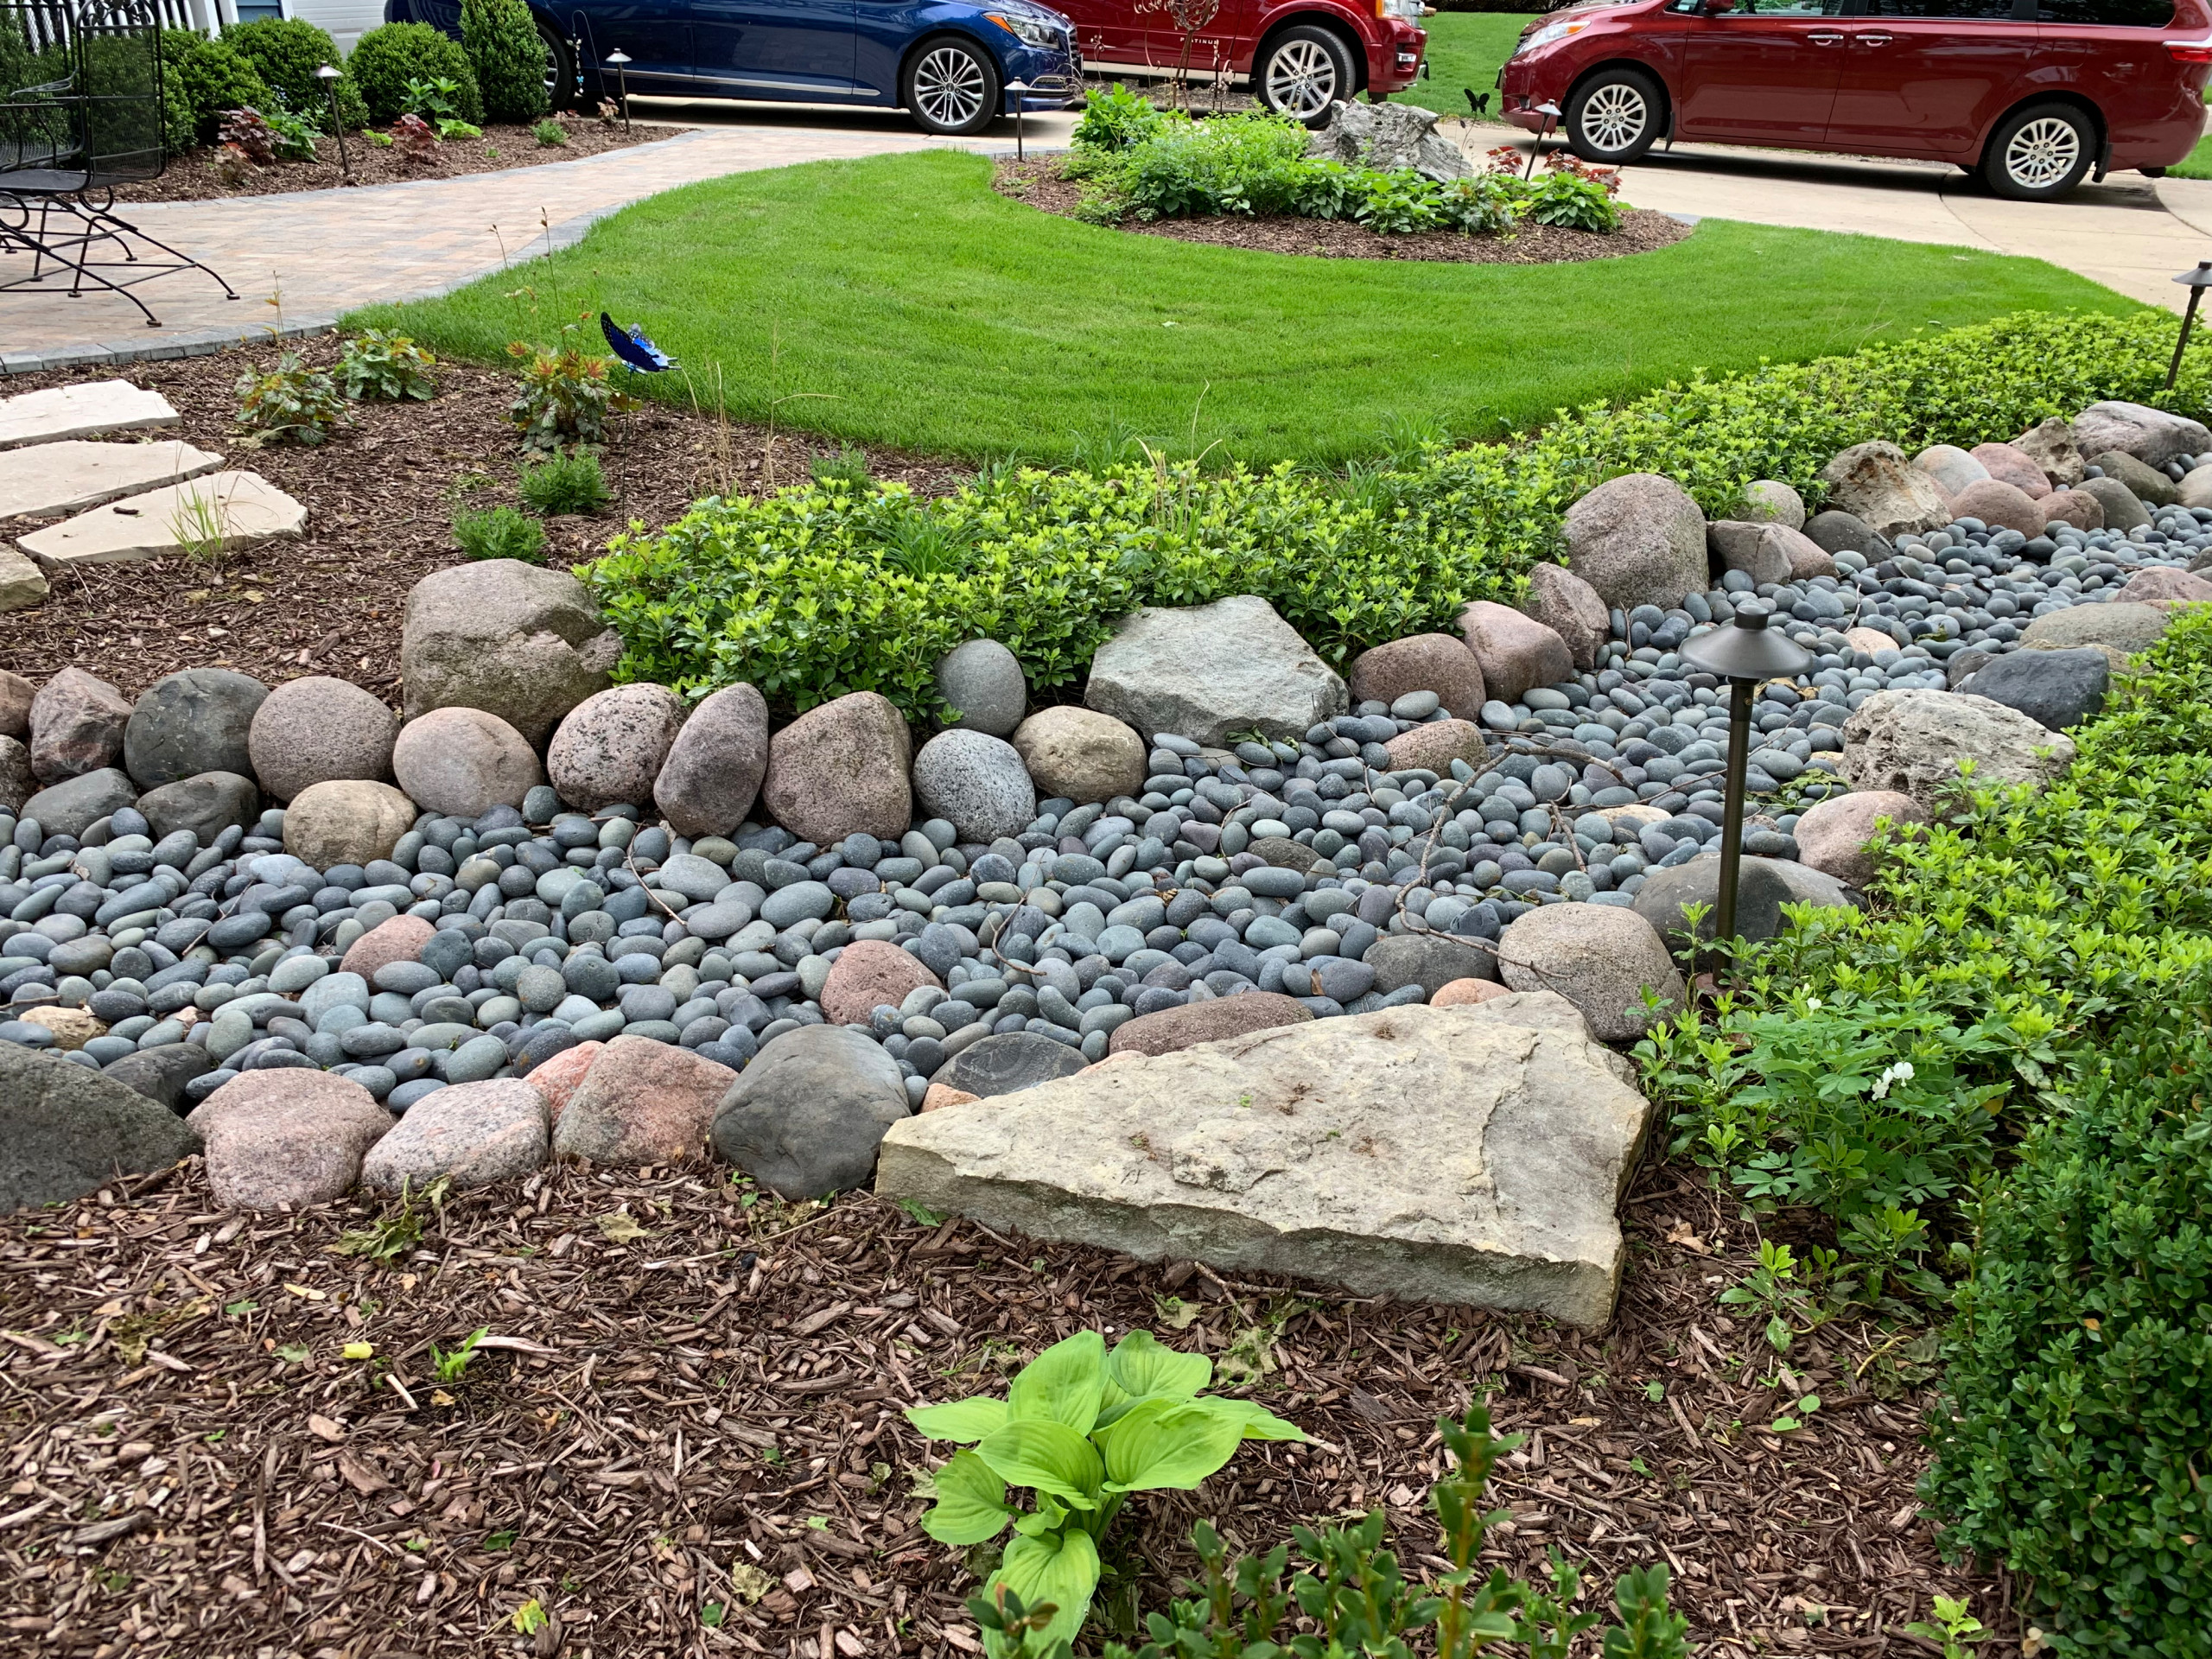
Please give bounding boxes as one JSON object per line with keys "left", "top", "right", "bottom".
{"left": 107, "top": 116, "right": 676, "bottom": 206}
{"left": 0, "top": 1154, "right": 2012, "bottom": 1657}
{"left": 0, "top": 339, "right": 972, "bottom": 705}
{"left": 995, "top": 161, "right": 1692, "bottom": 265}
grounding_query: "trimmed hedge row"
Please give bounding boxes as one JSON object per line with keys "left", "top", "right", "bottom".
{"left": 583, "top": 308, "right": 2212, "bottom": 721}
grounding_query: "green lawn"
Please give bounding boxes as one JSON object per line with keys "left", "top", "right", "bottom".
{"left": 1393, "top": 11, "right": 1537, "bottom": 119}
{"left": 2170, "top": 96, "right": 2212, "bottom": 178}
{"left": 352, "top": 149, "right": 2141, "bottom": 467}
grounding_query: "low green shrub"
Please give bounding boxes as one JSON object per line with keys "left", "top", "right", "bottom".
{"left": 452, "top": 503, "right": 545, "bottom": 562}
{"left": 1922, "top": 988, "right": 2212, "bottom": 1656}
{"left": 518, "top": 450, "right": 610, "bottom": 514}
{"left": 531, "top": 116, "right": 567, "bottom": 146}
{"left": 169, "top": 34, "right": 271, "bottom": 144}
{"left": 221, "top": 17, "right": 365, "bottom": 131}
{"left": 584, "top": 310, "right": 2212, "bottom": 720}
{"left": 1071, "top": 80, "right": 1166, "bottom": 149}
{"left": 348, "top": 22, "right": 483, "bottom": 125}
{"left": 339, "top": 329, "right": 437, "bottom": 401}
{"left": 461, "top": 0, "right": 548, "bottom": 125}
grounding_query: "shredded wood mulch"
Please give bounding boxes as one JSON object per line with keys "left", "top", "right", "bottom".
{"left": 994, "top": 162, "right": 1692, "bottom": 266}
{"left": 0, "top": 1154, "right": 2014, "bottom": 1658}
{"left": 0, "top": 340, "right": 972, "bottom": 705}
{"left": 107, "top": 118, "right": 674, "bottom": 205}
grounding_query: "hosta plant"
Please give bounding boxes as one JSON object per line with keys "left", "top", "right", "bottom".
{"left": 909, "top": 1330, "right": 1304, "bottom": 1654}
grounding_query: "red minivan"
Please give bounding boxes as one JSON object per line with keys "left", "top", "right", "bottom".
{"left": 1496, "top": 0, "right": 2212, "bottom": 199}
{"left": 1054, "top": 0, "right": 1429, "bottom": 120}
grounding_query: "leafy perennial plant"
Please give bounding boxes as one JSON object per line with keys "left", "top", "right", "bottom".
{"left": 909, "top": 1330, "right": 1305, "bottom": 1652}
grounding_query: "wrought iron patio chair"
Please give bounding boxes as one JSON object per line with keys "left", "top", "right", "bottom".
{"left": 0, "top": 0, "right": 235, "bottom": 329}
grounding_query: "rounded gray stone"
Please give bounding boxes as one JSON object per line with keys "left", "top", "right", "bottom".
{"left": 124, "top": 668, "right": 268, "bottom": 789}
{"left": 247, "top": 677, "right": 399, "bottom": 803}
{"left": 655, "top": 683, "right": 770, "bottom": 838}
{"left": 935, "top": 639, "right": 1027, "bottom": 738}
{"left": 911, "top": 728, "right": 1037, "bottom": 845}
{"left": 936, "top": 1030, "right": 1090, "bottom": 1097}
{"left": 760, "top": 880, "right": 836, "bottom": 929}
{"left": 711, "top": 1024, "right": 910, "bottom": 1199}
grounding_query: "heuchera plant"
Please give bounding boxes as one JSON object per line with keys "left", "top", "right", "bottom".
{"left": 908, "top": 1330, "right": 1305, "bottom": 1653}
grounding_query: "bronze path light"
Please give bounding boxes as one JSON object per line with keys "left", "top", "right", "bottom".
{"left": 2166, "top": 260, "right": 2212, "bottom": 392}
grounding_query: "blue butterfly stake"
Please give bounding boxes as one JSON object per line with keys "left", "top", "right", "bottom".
{"left": 601, "top": 311, "right": 676, "bottom": 372}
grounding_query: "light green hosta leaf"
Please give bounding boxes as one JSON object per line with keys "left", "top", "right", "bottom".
{"left": 905, "top": 1396, "right": 1008, "bottom": 1444}
{"left": 976, "top": 1419, "right": 1104, "bottom": 1510}
{"left": 1006, "top": 1330, "right": 1106, "bottom": 1433}
{"left": 1209, "top": 1398, "right": 1310, "bottom": 1442}
{"left": 1096, "top": 1395, "right": 1245, "bottom": 1493}
{"left": 1107, "top": 1329, "right": 1211, "bottom": 1402}
{"left": 988, "top": 1529, "right": 1102, "bottom": 1656}
{"left": 919, "top": 1451, "right": 1012, "bottom": 1546}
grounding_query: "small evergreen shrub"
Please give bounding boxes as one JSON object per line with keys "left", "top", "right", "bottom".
{"left": 221, "top": 17, "right": 365, "bottom": 132}
{"left": 519, "top": 451, "right": 611, "bottom": 514}
{"left": 170, "top": 35, "right": 271, "bottom": 144}
{"left": 461, "top": 0, "right": 548, "bottom": 124}
{"left": 453, "top": 504, "right": 545, "bottom": 562}
{"left": 1922, "top": 988, "right": 2212, "bottom": 1655}
{"left": 348, "top": 22, "right": 482, "bottom": 124}
{"left": 531, "top": 117, "right": 567, "bottom": 145}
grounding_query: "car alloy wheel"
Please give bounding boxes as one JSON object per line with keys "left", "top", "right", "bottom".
{"left": 1576, "top": 82, "right": 1647, "bottom": 154}
{"left": 913, "top": 46, "right": 988, "bottom": 130}
{"left": 2004, "top": 117, "right": 2082, "bottom": 194}
{"left": 1265, "top": 38, "right": 1339, "bottom": 121}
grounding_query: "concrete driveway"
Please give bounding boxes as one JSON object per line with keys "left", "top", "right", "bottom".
{"left": 1466, "top": 121, "right": 2212, "bottom": 312}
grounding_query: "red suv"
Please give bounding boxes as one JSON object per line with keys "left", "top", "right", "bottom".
{"left": 1053, "top": 0, "right": 1429, "bottom": 120}
{"left": 1497, "top": 0, "right": 2212, "bottom": 199}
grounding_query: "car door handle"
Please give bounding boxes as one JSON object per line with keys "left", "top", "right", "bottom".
{"left": 1853, "top": 31, "right": 1891, "bottom": 43}
{"left": 1807, "top": 29, "right": 1844, "bottom": 43}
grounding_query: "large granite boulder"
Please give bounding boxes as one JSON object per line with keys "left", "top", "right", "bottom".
{"left": 401, "top": 559, "right": 621, "bottom": 747}
{"left": 1105, "top": 992, "right": 1311, "bottom": 1058}
{"left": 1737, "top": 479, "right": 1806, "bottom": 529}
{"left": 1912, "top": 444, "right": 1988, "bottom": 498}
{"left": 552, "top": 1035, "right": 734, "bottom": 1165}
{"left": 0, "top": 735, "right": 29, "bottom": 814}
{"left": 1346, "top": 632, "right": 1487, "bottom": 719}
{"left": 818, "top": 939, "right": 943, "bottom": 1027}
{"left": 1948, "top": 478, "right": 2045, "bottom": 538}
{"left": 137, "top": 771, "right": 259, "bottom": 844}
{"left": 2086, "top": 449, "right": 2179, "bottom": 508}
{"left": 1818, "top": 442, "right": 1950, "bottom": 539}
{"left": 1011, "top": 706, "right": 1147, "bottom": 804}
{"left": 760, "top": 691, "right": 912, "bottom": 845}
{"left": 2013, "top": 417, "right": 2084, "bottom": 486}
{"left": 1969, "top": 442, "right": 2054, "bottom": 499}
{"left": 1381, "top": 718, "right": 1489, "bottom": 773}
{"left": 2116, "top": 566, "right": 2212, "bottom": 607}
{"left": 2078, "top": 477, "right": 2151, "bottom": 534}
{"left": 877, "top": 993, "right": 1655, "bottom": 1329}
{"left": 186, "top": 1070, "right": 390, "bottom": 1210}
{"left": 546, "top": 683, "right": 688, "bottom": 814}
{"left": 1084, "top": 595, "right": 1347, "bottom": 747}
{"left": 1960, "top": 646, "right": 2110, "bottom": 731}
{"left": 393, "top": 706, "right": 542, "bottom": 818}
{"left": 1521, "top": 564, "right": 1611, "bottom": 672}
{"left": 1631, "top": 853, "right": 1854, "bottom": 957}
{"left": 1306, "top": 99, "right": 1469, "bottom": 181}
{"left": 937, "top": 1029, "right": 1093, "bottom": 1093}
{"left": 0, "top": 667, "right": 29, "bottom": 740}
{"left": 1706, "top": 521, "right": 1790, "bottom": 587}
{"left": 0, "top": 1043, "right": 199, "bottom": 1214}
{"left": 360, "top": 1078, "right": 549, "bottom": 1192}
{"left": 29, "top": 667, "right": 130, "bottom": 785}
{"left": 283, "top": 780, "right": 417, "bottom": 868}
{"left": 247, "top": 676, "right": 398, "bottom": 802}
{"left": 1562, "top": 473, "right": 1708, "bottom": 612}
{"left": 911, "top": 729, "right": 1036, "bottom": 844}
{"left": 1457, "top": 601, "right": 1573, "bottom": 704}
{"left": 654, "top": 683, "right": 769, "bottom": 837}
{"left": 713, "top": 1024, "right": 911, "bottom": 1198}
{"left": 20, "top": 768, "right": 137, "bottom": 838}
{"left": 2071, "top": 400, "right": 2209, "bottom": 468}
{"left": 123, "top": 668, "right": 267, "bottom": 788}
{"left": 2018, "top": 601, "right": 2171, "bottom": 670}
{"left": 1840, "top": 689, "right": 2075, "bottom": 810}
{"left": 1791, "top": 789, "right": 1928, "bottom": 888}
{"left": 1496, "top": 903, "right": 1682, "bottom": 1040}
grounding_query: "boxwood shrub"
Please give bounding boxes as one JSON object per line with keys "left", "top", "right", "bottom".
{"left": 348, "top": 22, "right": 484, "bottom": 125}
{"left": 584, "top": 308, "right": 2212, "bottom": 721}
{"left": 221, "top": 16, "right": 366, "bottom": 131}
{"left": 461, "top": 0, "right": 548, "bottom": 124}
{"left": 162, "top": 29, "right": 271, "bottom": 146}
{"left": 1922, "top": 988, "right": 2212, "bottom": 1655}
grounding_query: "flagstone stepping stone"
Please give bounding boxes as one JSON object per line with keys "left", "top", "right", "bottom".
{"left": 16, "top": 471, "right": 305, "bottom": 565}
{"left": 0, "top": 545, "right": 46, "bottom": 613}
{"left": 0, "top": 381, "right": 180, "bottom": 449}
{"left": 0, "top": 440, "right": 222, "bottom": 519}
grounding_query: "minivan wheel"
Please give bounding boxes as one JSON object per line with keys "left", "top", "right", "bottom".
{"left": 1255, "top": 26, "right": 1356, "bottom": 127}
{"left": 539, "top": 22, "right": 574, "bottom": 111}
{"left": 903, "top": 37, "right": 1000, "bottom": 136}
{"left": 1982, "top": 102, "right": 2095, "bottom": 201}
{"left": 1565, "top": 67, "right": 1661, "bottom": 164}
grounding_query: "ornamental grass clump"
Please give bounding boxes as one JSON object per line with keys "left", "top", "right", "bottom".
{"left": 909, "top": 1330, "right": 1305, "bottom": 1653}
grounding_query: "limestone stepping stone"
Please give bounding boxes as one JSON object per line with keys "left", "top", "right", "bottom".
{"left": 0, "top": 439, "right": 223, "bottom": 520}
{"left": 0, "top": 544, "right": 47, "bottom": 613}
{"left": 0, "top": 381, "right": 180, "bottom": 449}
{"left": 16, "top": 471, "right": 306, "bottom": 566}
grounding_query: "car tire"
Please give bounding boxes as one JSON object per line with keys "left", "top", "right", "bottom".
{"left": 903, "top": 36, "right": 1000, "bottom": 136}
{"left": 1254, "top": 26, "right": 1356, "bottom": 128}
{"left": 1564, "top": 67, "right": 1662, "bottom": 164}
{"left": 538, "top": 22, "right": 575, "bottom": 112}
{"left": 1981, "top": 102, "right": 2096, "bottom": 200}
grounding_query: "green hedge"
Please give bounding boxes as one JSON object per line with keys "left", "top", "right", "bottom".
{"left": 222, "top": 17, "right": 366, "bottom": 131}
{"left": 347, "top": 22, "right": 483, "bottom": 125}
{"left": 583, "top": 309, "right": 2212, "bottom": 721}
{"left": 461, "top": 0, "right": 547, "bottom": 124}
{"left": 164, "top": 30, "right": 270, "bottom": 146}
{"left": 1923, "top": 988, "right": 2212, "bottom": 1656}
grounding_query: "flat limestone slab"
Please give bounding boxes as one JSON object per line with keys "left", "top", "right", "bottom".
{"left": 0, "top": 439, "right": 224, "bottom": 520}
{"left": 0, "top": 543, "right": 47, "bottom": 611}
{"left": 0, "top": 381, "right": 180, "bottom": 449}
{"left": 876, "top": 990, "right": 1655, "bottom": 1330}
{"left": 17, "top": 471, "right": 305, "bottom": 566}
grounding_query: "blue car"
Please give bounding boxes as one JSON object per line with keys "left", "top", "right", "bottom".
{"left": 383, "top": 0, "right": 1081, "bottom": 134}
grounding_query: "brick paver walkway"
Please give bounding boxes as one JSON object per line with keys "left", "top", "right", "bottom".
{"left": 0, "top": 116, "right": 1062, "bottom": 372}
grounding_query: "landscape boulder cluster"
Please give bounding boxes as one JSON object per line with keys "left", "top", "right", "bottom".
{"left": 4, "top": 392, "right": 2206, "bottom": 1323}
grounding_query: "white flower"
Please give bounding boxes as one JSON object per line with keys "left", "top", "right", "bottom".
{"left": 1870, "top": 1059, "right": 1916, "bottom": 1101}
